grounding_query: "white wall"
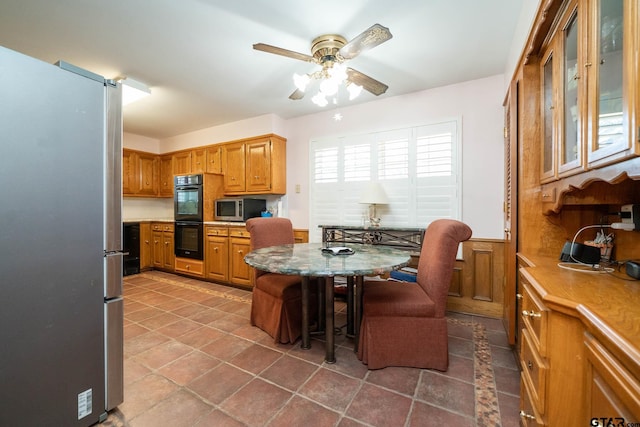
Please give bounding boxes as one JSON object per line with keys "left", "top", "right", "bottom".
{"left": 127, "top": 75, "right": 507, "bottom": 238}
{"left": 159, "top": 114, "right": 287, "bottom": 152}
{"left": 283, "top": 74, "right": 506, "bottom": 239}
{"left": 504, "top": 0, "right": 541, "bottom": 87}
{"left": 123, "top": 132, "right": 161, "bottom": 153}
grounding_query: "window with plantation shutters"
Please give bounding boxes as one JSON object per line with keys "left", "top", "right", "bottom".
{"left": 309, "top": 120, "right": 461, "bottom": 242}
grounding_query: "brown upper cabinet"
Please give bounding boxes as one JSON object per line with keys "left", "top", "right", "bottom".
{"left": 159, "top": 154, "right": 173, "bottom": 197}
{"left": 539, "top": 0, "right": 639, "bottom": 184}
{"left": 222, "top": 135, "right": 286, "bottom": 195}
{"left": 123, "top": 134, "right": 287, "bottom": 197}
{"left": 122, "top": 149, "right": 159, "bottom": 197}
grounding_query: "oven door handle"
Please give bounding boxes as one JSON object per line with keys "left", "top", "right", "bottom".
{"left": 176, "top": 186, "right": 200, "bottom": 191}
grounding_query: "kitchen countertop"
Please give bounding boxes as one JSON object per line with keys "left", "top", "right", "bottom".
{"left": 122, "top": 219, "right": 250, "bottom": 226}
{"left": 518, "top": 253, "right": 640, "bottom": 379}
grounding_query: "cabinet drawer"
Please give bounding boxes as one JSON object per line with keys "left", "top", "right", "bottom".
{"left": 520, "top": 328, "right": 548, "bottom": 416}
{"left": 520, "top": 278, "right": 548, "bottom": 357}
{"left": 175, "top": 258, "right": 204, "bottom": 276}
{"left": 152, "top": 223, "right": 174, "bottom": 233}
{"left": 520, "top": 376, "right": 546, "bottom": 426}
{"left": 206, "top": 226, "right": 228, "bottom": 237}
{"left": 229, "top": 227, "right": 249, "bottom": 238}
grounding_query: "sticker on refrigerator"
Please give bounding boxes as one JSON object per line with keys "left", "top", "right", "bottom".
{"left": 77, "top": 388, "right": 92, "bottom": 419}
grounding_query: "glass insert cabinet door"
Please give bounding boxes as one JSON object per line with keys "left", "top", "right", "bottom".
{"left": 540, "top": 46, "right": 557, "bottom": 183}
{"left": 587, "top": 0, "right": 635, "bottom": 165}
{"left": 559, "top": 4, "right": 584, "bottom": 176}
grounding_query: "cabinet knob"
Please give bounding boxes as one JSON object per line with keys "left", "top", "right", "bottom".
{"left": 516, "top": 293, "right": 523, "bottom": 300}
{"left": 186, "top": 265, "right": 190, "bottom": 270}
{"left": 214, "top": 248, "right": 218, "bottom": 252}
{"left": 527, "top": 360, "right": 533, "bottom": 370}
{"left": 238, "top": 250, "right": 244, "bottom": 255}
{"left": 519, "top": 410, "right": 535, "bottom": 420}
{"left": 522, "top": 310, "right": 541, "bottom": 318}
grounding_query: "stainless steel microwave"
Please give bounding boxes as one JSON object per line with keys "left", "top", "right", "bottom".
{"left": 214, "top": 198, "right": 266, "bottom": 222}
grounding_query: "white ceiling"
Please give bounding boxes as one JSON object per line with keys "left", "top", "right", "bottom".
{"left": 0, "top": 0, "right": 524, "bottom": 140}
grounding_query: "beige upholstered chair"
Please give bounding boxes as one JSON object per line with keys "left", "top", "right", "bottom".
{"left": 357, "top": 219, "right": 472, "bottom": 370}
{"left": 245, "top": 217, "right": 310, "bottom": 344}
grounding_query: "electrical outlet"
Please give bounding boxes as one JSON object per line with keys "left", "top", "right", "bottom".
{"left": 295, "top": 184, "right": 301, "bottom": 193}
{"left": 621, "top": 204, "right": 640, "bottom": 230}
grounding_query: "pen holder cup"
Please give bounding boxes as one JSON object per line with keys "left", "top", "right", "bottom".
{"left": 584, "top": 241, "right": 614, "bottom": 262}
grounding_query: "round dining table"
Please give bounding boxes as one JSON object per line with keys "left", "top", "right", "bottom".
{"left": 244, "top": 242, "right": 411, "bottom": 363}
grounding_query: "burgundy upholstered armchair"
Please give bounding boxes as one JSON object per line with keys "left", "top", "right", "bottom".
{"left": 357, "top": 219, "right": 472, "bottom": 370}
{"left": 245, "top": 217, "right": 309, "bottom": 344}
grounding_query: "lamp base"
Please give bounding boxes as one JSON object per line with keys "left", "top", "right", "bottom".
{"left": 369, "top": 217, "right": 381, "bottom": 227}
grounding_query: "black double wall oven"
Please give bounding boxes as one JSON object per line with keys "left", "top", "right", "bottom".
{"left": 174, "top": 174, "right": 204, "bottom": 260}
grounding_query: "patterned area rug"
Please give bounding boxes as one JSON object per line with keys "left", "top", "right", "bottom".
{"left": 109, "top": 273, "right": 503, "bottom": 426}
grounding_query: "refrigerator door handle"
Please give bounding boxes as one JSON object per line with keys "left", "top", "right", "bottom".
{"left": 104, "top": 251, "right": 123, "bottom": 299}
{"left": 104, "top": 250, "right": 128, "bottom": 256}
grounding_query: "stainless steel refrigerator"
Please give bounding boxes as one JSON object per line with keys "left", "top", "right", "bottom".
{"left": 0, "top": 46, "right": 124, "bottom": 426}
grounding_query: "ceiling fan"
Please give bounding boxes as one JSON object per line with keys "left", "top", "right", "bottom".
{"left": 253, "top": 24, "right": 392, "bottom": 106}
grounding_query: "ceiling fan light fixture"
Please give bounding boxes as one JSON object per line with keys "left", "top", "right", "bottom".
{"left": 293, "top": 73, "right": 310, "bottom": 92}
{"left": 347, "top": 82, "right": 363, "bottom": 100}
{"left": 328, "top": 62, "right": 347, "bottom": 82}
{"left": 116, "top": 76, "right": 151, "bottom": 106}
{"left": 311, "top": 92, "right": 328, "bottom": 107}
{"left": 319, "top": 77, "right": 339, "bottom": 96}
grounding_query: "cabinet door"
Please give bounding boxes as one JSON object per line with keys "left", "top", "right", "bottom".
{"left": 173, "top": 151, "right": 191, "bottom": 175}
{"left": 122, "top": 150, "right": 139, "bottom": 195}
{"left": 205, "top": 235, "right": 228, "bottom": 282}
{"left": 138, "top": 152, "right": 158, "bottom": 196}
{"left": 191, "top": 148, "right": 206, "bottom": 173}
{"left": 159, "top": 155, "right": 174, "bottom": 197}
{"left": 140, "top": 223, "right": 152, "bottom": 269}
{"left": 206, "top": 146, "right": 222, "bottom": 174}
{"left": 223, "top": 142, "right": 246, "bottom": 193}
{"left": 229, "top": 237, "right": 251, "bottom": 286}
{"left": 540, "top": 44, "right": 558, "bottom": 183}
{"left": 162, "top": 232, "right": 174, "bottom": 270}
{"left": 587, "top": 0, "right": 637, "bottom": 166}
{"left": 152, "top": 230, "right": 163, "bottom": 268}
{"left": 245, "top": 139, "right": 271, "bottom": 192}
{"left": 558, "top": 2, "right": 587, "bottom": 176}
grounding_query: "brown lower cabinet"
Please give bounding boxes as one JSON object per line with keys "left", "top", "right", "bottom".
{"left": 517, "top": 254, "right": 640, "bottom": 426}
{"left": 228, "top": 226, "right": 252, "bottom": 286}
{"left": 140, "top": 222, "right": 153, "bottom": 270}
{"left": 140, "top": 222, "right": 308, "bottom": 289}
{"left": 205, "top": 225, "right": 229, "bottom": 283}
{"left": 174, "top": 257, "right": 204, "bottom": 277}
{"left": 151, "top": 222, "right": 174, "bottom": 271}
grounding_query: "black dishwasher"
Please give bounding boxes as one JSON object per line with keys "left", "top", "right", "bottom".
{"left": 123, "top": 222, "right": 140, "bottom": 276}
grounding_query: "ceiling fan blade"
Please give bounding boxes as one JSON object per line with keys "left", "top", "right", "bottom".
{"left": 289, "top": 89, "right": 305, "bottom": 100}
{"left": 338, "top": 24, "right": 392, "bottom": 60}
{"left": 253, "top": 43, "right": 316, "bottom": 63}
{"left": 346, "top": 68, "right": 388, "bottom": 96}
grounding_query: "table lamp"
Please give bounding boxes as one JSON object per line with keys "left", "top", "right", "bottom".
{"left": 359, "top": 182, "right": 389, "bottom": 227}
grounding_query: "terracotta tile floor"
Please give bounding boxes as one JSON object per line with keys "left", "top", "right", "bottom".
{"left": 111, "top": 271, "right": 521, "bottom": 427}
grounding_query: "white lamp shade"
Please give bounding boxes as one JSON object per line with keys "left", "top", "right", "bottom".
{"left": 359, "top": 182, "right": 389, "bottom": 204}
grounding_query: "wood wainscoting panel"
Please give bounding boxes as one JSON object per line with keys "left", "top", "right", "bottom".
{"left": 446, "top": 239, "right": 505, "bottom": 318}
{"left": 472, "top": 246, "right": 494, "bottom": 302}
{"left": 448, "top": 265, "right": 463, "bottom": 297}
